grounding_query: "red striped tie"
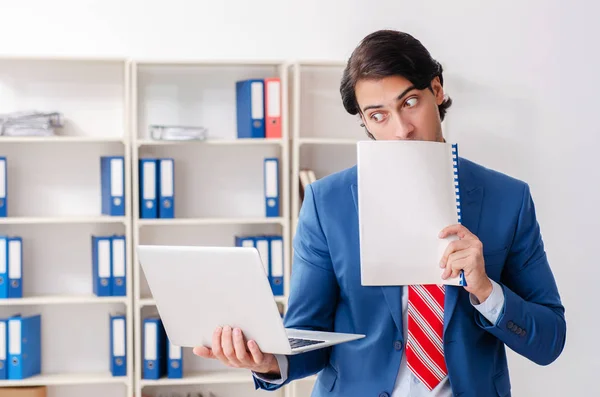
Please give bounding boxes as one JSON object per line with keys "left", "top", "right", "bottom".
{"left": 406, "top": 284, "right": 448, "bottom": 390}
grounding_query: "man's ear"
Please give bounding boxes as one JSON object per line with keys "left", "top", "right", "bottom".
{"left": 359, "top": 112, "right": 366, "bottom": 128}
{"left": 431, "top": 76, "right": 445, "bottom": 105}
{"left": 358, "top": 112, "right": 375, "bottom": 140}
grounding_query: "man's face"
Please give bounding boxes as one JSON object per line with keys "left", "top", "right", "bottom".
{"left": 354, "top": 75, "right": 445, "bottom": 142}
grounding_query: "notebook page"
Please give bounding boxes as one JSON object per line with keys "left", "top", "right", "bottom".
{"left": 357, "top": 140, "right": 461, "bottom": 286}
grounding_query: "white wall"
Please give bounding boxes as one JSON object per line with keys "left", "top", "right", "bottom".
{"left": 2, "top": 0, "right": 597, "bottom": 395}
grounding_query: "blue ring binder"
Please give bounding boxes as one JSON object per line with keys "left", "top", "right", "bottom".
{"left": 452, "top": 143, "right": 467, "bottom": 287}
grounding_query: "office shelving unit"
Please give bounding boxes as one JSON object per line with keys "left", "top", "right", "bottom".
{"left": 290, "top": 60, "right": 365, "bottom": 244}
{"left": 0, "top": 57, "right": 134, "bottom": 397}
{"left": 287, "top": 60, "right": 365, "bottom": 397}
{"left": 130, "top": 59, "right": 290, "bottom": 397}
{"left": 0, "top": 55, "right": 361, "bottom": 397}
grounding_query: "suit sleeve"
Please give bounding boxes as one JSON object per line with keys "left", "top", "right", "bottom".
{"left": 474, "top": 183, "right": 566, "bottom": 365}
{"left": 254, "top": 183, "right": 339, "bottom": 391}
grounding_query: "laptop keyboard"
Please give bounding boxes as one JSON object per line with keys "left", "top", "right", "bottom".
{"left": 289, "top": 337, "right": 325, "bottom": 349}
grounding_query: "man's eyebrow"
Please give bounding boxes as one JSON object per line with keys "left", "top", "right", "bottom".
{"left": 361, "top": 85, "right": 417, "bottom": 112}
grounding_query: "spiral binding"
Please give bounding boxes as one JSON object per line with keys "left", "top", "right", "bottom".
{"left": 451, "top": 143, "right": 467, "bottom": 286}
{"left": 452, "top": 144, "right": 461, "bottom": 223}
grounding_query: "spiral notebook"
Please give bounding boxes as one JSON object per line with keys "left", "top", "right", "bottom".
{"left": 356, "top": 140, "right": 466, "bottom": 286}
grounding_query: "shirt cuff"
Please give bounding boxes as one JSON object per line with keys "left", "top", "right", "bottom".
{"left": 470, "top": 278, "right": 505, "bottom": 325}
{"left": 252, "top": 354, "right": 289, "bottom": 385}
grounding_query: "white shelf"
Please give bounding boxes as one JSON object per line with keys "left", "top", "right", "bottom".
{"left": 136, "top": 138, "right": 283, "bottom": 147}
{"left": 275, "top": 296, "right": 287, "bottom": 304}
{"left": 0, "top": 55, "right": 134, "bottom": 397}
{"left": 137, "top": 217, "right": 285, "bottom": 226}
{"left": 297, "top": 137, "right": 361, "bottom": 145}
{"left": 0, "top": 55, "right": 127, "bottom": 63}
{"left": 0, "top": 216, "right": 127, "bottom": 225}
{"left": 0, "top": 136, "right": 125, "bottom": 144}
{"left": 139, "top": 298, "right": 156, "bottom": 307}
{"left": 0, "top": 295, "right": 128, "bottom": 306}
{"left": 139, "top": 296, "right": 286, "bottom": 308}
{"left": 135, "top": 59, "right": 285, "bottom": 67}
{"left": 0, "top": 372, "right": 129, "bottom": 387}
{"left": 294, "top": 60, "right": 346, "bottom": 67}
{"left": 132, "top": 59, "right": 291, "bottom": 397}
{"left": 139, "top": 370, "right": 253, "bottom": 387}
{"left": 288, "top": 61, "right": 360, "bottom": 397}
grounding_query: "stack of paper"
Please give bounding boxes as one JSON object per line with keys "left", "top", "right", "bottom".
{"left": 149, "top": 125, "right": 208, "bottom": 141}
{"left": 0, "top": 111, "right": 63, "bottom": 136}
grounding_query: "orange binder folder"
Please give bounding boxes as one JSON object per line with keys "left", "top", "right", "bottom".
{"left": 264, "top": 77, "right": 282, "bottom": 138}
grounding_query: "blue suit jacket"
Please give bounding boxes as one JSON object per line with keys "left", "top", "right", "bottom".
{"left": 254, "top": 157, "right": 566, "bottom": 397}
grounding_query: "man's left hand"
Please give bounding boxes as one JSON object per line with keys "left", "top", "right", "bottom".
{"left": 439, "top": 224, "right": 492, "bottom": 303}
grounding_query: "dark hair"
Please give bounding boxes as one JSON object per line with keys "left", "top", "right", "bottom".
{"left": 340, "top": 30, "right": 452, "bottom": 134}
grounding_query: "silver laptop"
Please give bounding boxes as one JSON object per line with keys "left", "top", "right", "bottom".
{"left": 137, "top": 244, "right": 365, "bottom": 355}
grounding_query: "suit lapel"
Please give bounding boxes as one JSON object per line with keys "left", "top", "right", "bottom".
{"left": 351, "top": 159, "right": 484, "bottom": 336}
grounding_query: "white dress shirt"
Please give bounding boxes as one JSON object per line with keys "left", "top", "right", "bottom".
{"left": 254, "top": 279, "right": 505, "bottom": 396}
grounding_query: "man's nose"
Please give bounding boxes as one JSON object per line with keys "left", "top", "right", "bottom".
{"left": 393, "top": 115, "right": 415, "bottom": 139}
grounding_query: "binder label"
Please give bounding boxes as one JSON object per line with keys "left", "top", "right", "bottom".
{"left": 169, "top": 342, "right": 181, "bottom": 359}
{"left": 160, "top": 160, "right": 174, "bottom": 196}
{"left": 113, "top": 318, "right": 125, "bottom": 357}
{"left": 271, "top": 239, "right": 283, "bottom": 277}
{"left": 112, "top": 239, "right": 125, "bottom": 278}
{"left": 8, "top": 319, "right": 20, "bottom": 355}
{"left": 0, "top": 159, "right": 5, "bottom": 197}
{"left": 0, "top": 321, "right": 5, "bottom": 360}
{"left": 110, "top": 158, "right": 124, "bottom": 197}
{"left": 8, "top": 240, "right": 21, "bottom": 279}
{"left": 144, "top": 322, "right": 157, "bottom": 360}
{"left": 265, "top": 160, "right": 277, "bottom": 198}
{"left": 256, "top": 239, "right": 269, "bottom": 275}
{"left": 143, "top": 161, "right": 156, "bottom": 200}
{"left": 0, "top": 238, "right": 6, "bottom": 274}
{"left": 251, "top": 82, "right": 264, "bottom": 120}
{"left": 98, "top": 240, "right": 110, "bottom": 278}
{"left": 267, "top": 80, "right": 281, "bottom": 118}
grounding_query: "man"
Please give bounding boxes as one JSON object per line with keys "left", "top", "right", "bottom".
{"left": 193, "top": 30, "right": 566, "bottom": 397}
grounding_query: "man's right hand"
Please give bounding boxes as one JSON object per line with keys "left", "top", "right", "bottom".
{"left": 192, "top": 325, "right": 281, "bottom": 377}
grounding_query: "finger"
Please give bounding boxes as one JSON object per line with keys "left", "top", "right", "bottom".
{"left": 232, "top": 328, "right": 250, "bottom": 363}
{"left": 247, "top": 339, "right": 265, "bottom": 365}
{"left": 451, "top": 267, "right": 463, "bottom": 279}
{"left": 212, "top": 326, "right": 225, "bottom": 361}
{"left": 193, "top": 345, "right": 215, "bottom": 359}
{"left": 449, "top": 258, "right": 468, "bottom": 279}
{"left": 442, "top": 255, "right": 468, "bottom": 280}
{"left": 439, "top": 239, "right": 470, "bottom": 267}
{"left": 441, "top": 250, "right": 469, "bottom": 279}
{"left": 441, "top": 253, "right": 460, "bottom": 279}
{"left": 441, "top": 262, "right": 453, "bottom": 280}
{"left": 448, "top": 250, "right": 471, "bottom": 264}
{"left": 221, "top": 326, "right": 241, "bottom": 366}
{"left": 439, "top": 224, "right": 474, "bottom": 240}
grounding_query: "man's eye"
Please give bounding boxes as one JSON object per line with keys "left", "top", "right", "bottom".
{"left": 405, "top": 97, "right": 418, "bottom": 107}
{"left": 371, "top": 113, "right": 384, "bottom": 122}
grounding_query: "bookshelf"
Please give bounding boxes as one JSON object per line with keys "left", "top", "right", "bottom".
{"left": 130, "top": 60, "right": 289, "bottom": 397}
{"left": 0, "top": 57, "right": 134, "bottom": 396}
{"left": 288, "top": 61, "right": 451, "bottom": 397}
{"left": 287, "top": 61, "right": 365, "bottom": 397}
{"left": 0, "top": 56, "right": 363, "bottom": 397}
{"left": 290, "top": 61, "right": 365, "bottom": 242}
